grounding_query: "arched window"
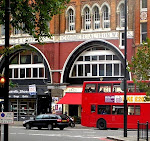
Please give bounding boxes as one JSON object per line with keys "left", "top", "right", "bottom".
{"left": 84, "top": 7, "right": 91, "bottom": 30}
{"left": 9, "top": 51, "right": 47, "bottom": 79}
{"left": 102, "top": 5, "right": 110, "bottom": 29}
{"left": 93, "top": 6, "right": 100, "bottom": 29}
{"left": 119, "top": 4, "right": 125, "bottom": 28}
{"left": 70, "top": 47, "right": 123, "bottom": 78}
{"left": 68, "top": 9, "right": 75, "bottom": 31}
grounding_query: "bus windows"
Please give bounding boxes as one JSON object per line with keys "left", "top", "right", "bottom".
{"left": 91, "top": 105, "right": 96, "bottom": 113}
{"left": 85, "top": 84, "right": 96, "bottom": 93}
{"left": 98, "top": 105, "right": 111, "bottom": 114}
{"left": 113, "top": 84, "right": 123, "bottom": 93}
{"left": 135, "top": 106, "right": 140, "bottom": 115}
{"left": 98, "top": 84, "right": 111, "bottom": 93}
{"left": 128, "top": 106, "right": 134, "bottom": 115}
{"left": 128, "top": 83, "right": 135, "bottom": 92}
{"left": 136, "top": 86, "right": 145, "bottom": 92}
{"left": 112, "top": 106, "right": 124, "bottom": 115}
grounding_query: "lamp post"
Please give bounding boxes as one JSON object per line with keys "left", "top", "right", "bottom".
{"left": 4, "top": 0, "right": 10, "bottom": 141}
{"left": 124, "top": 0, "right": 127, "bottom": 137}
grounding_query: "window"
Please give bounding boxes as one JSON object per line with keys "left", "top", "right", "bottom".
{"left": 84, "top": 7, "right": 91, "bottom": 30}
{"left": 85, "top": 84, "right": 96, "bottom": 93}
{"left": 128, "top": 106, "right": 134, "bottom": 115}
{"left": 13, "top": 23, "right": 26, "bottom": 35}
{"left": 141, "top": 23, "right": 147, "bottom": 42}
{"left": 135, "top": 106, "right": 140, "bottom": 115}
{"left": 141, "top": 0, "right": 147, "bottom": 9}
{"left": 70, "top": 47, "right": 123, "bottom": 78}
{"left": 68, "top": 9, "right": 75, "bottom": 31}
{"left": 36, "top": 115, "right": 43, "bottom": 119}
{"left": 102, "top": 6, "right": 110, "bottom": 29}
{"left": 112, "top": 106, "right": 124, "bottom": 115}
{"left": 113, "top": 84, "right": 123, "bottom": 93}
{"left": 98, "top": 105, "right": 111, "bottom": 114}
{"left": 119, "top": 4, "right": 125, "bottom": 28}
{"left": 91, "top": 105, "right": 96, "bottom": 112}
{"left": 93, "top": 6, "right": 100, "bottom": 29}
{"left": 120, "top": 32, "right": 125, "bottom": 48}
{"left": 98, "top": 84, "right": 111, "bottom": 93}
{"left": 9, "top": 51, "right": 46, "bottom": 79}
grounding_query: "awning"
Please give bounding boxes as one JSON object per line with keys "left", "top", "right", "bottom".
{"left": 57, "top": 93, "right": 82, "bottom": 105}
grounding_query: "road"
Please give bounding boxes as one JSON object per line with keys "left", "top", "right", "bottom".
{"left": 1, "top": 125, "right": 138, "bottom": 141}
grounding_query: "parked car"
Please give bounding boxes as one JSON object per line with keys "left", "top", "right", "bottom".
{"left": 23, "top": 114, "right": 69, "bottom": 130}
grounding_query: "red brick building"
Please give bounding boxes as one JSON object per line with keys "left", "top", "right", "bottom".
{"left": 0, "top": 0, "right": 148, "bottom": 120}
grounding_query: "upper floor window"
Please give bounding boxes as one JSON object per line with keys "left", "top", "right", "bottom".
{"left": 141, "top": 23, "right": 147, "bottom": 43}
{"left": 141, "top": 0, "right": 147, "bottom": 9}
{"left": 9, "top": 51, "right": 46, "bottom": 79}
{"left": 70, "top": 47, "right": 123, "bottom": 78}
{"left": 102, "top": 6, "right": 110, "bottom": 29}
{"left": 119, "top": 4, "right": 125, "bottom": 28}
{"left": 13, "top": 23, "right": 26, "bottom": 36}
{"left": 68, "top": 9, "right": 75, "bottom": 31}
{"left": 84, "top": 7, "right": 91, "bottom": 30}
{"left": 93, "top": 6, "right": 100, "bottom": 29}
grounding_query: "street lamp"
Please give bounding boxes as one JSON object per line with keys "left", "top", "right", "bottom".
{"left": 124, "top": 0, "right": 128, "bottom": 138}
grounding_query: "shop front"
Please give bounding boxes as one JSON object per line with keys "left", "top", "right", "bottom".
{"left": 9, "top": 85, "right": 50, "bottom": 121}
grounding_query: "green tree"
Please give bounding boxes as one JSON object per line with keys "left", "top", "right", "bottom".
{"left": 128, "top": 38, "right": 150, "bottom": 100}
{"left": 0, "top": 0, "right": 70, "bottom": 42}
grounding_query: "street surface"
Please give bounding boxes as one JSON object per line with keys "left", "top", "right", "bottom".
{"left": 1, "top": 125, "right": 138, "bottom": 141}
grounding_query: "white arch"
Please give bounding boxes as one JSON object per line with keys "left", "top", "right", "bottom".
{"left": 117, "top": 0, "right": 125, "bottom": 12}
{"left": 60, "top": 39, "right": 131, "bottom": 83}
{"left": 81, "top": 4, "right": 92, "bottom": 15}
{"left": 92, "top": 3, "right": 101, "bottom": 11}
{"left": 101, "top": 2, "right": 111, "bottom": 13}
{"left": 66, "top": 5, "right": 76, "bottom": 16}
{"left": 0, "top": 44, "right": 52, "bottom": 83}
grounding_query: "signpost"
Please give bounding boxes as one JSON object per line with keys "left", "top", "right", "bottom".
{"left": 0, "top": 112, "right": 14, "bottom": 124}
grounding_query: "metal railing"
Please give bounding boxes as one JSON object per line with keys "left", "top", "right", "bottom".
{"left": 137, "top": 121, "right": 149, "bottom": 141}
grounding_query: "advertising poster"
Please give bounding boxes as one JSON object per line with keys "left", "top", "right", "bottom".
{"left": 52, "top": 97, "right": 62, "bottom": 114}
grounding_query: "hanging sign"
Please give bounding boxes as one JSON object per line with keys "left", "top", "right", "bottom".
{"left": 29, "top": 84, "right": 37, "bottom": 95}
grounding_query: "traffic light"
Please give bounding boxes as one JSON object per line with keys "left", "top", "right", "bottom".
{"left": 0, "top": 77, "right": 5, "bottom": 97}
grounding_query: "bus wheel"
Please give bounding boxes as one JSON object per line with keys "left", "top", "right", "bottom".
{"left": 97, "top": 119, "right": 106, "bottom": 130}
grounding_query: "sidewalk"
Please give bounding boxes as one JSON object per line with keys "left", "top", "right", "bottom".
{"left": 107, "top": 136, "right": 146, "bottom": 141}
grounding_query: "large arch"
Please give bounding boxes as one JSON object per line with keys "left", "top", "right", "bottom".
{"left": 0, "top": 44, "right": 52, "bottom": 83}
{"left": 61, "top": 39, "right": 131, "bottom": 84}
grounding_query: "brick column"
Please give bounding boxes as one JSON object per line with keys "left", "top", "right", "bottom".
{"left": 147, "top": 0, "right": 150, "bottom": 38}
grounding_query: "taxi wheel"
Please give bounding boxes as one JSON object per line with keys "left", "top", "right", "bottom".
{"left": 60, "top": 127, "right": 64, "bottom": 130}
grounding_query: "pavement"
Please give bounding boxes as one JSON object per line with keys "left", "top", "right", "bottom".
{"left": 4, "top": 122, "right": 148, "bottom": 141}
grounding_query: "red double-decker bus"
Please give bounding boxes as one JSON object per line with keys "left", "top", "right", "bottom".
{"left": 81, "top": 81, "right": 150, "bottom": 129}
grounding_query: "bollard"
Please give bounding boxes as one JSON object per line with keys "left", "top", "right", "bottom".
{"left": 137, "top": 121, "right": 139, "bottom": 141}
{"left": 146, "top": 121, "right": 148, "bottom": 141}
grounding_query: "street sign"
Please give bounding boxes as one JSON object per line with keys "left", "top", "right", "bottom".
{"left": 0, "top": 112, "right": 14, "bottom": 124}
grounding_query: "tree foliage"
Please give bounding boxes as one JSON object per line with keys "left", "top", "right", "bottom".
{"left": 0, "top": 0, "right": 70, "bottom": 42}
{"left": 128, "top": 38, "right": 150, "bottom": 100}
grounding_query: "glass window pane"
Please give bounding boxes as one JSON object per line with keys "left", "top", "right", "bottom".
{"left": 20, "top": 68, "right": 25, "bottom": 78}
{"left": 85, "top": 64, "right": 90, "bottom": 76}
{"left": 77, "top": 56, "right": 83, "bottom": 61}
{"left": 9, "top": 69, "right": 12, "bottom": 78}
{"left": 98, "top": 84, "right": 111, "bottom": 93}
{"left": 14, "top": 69, "right": 18, "bottom": 78}
{"left": 33, "top": 54, "right": 42, "bottom": 64}
{"left": 11, "top": 55, "right": 19, "bottom": 64}
{"left": 135, "top": 106, "right": 140, "bottom": 115}
{"left": 128, "top": 83, "right": 135, "bottom": 92}
{"left": 20, "top": 55, "right": 31, "bottom": 64}
{"left": 72, "top": 65, "right": 76, "bottom": 76}
{"left": 26, "top": 68, "right": 31, "bottom": 78}
{"left": 85, "top": 84, "right": 96, "bottom": 93}
{"left": 78, "top": 64, "right": 83, "bottom": 76}
{"left": 85, "top": 56, "right": 90, "bottom": 61}
{"left": 128, "top": 106, "right": 134, "bottom": 115}
{"left": 114, "top": 64, "right": 119, "bottom": 76}
{"left": 113, "top": 55, "right": 119, "bottom": 60}
{"left": 99, "top": 64, "right": 104, "bottom": 76}
{"left": 142, "top": 0, "right": 147, "bottom": 8}
{"left": 112, "top": 106, "right": 124, "bottom": 115}
{"left": 98, "top": 105, "right": 111, "bottom": 114}
{"left": 99, "top": 55, "right": 105, "bottom": 60}
{"left": 33, "top": 68, "right": 38, "bottom": 77}
{"left": 106, "top": 55, "right": 112, "bottom": 60}
{"left": 92, "top": 64, "right": 97, "bottom": 76}
{"left": 91, "top": 105, "right": 96, "bottom": 113}
{"left": 39, "top": 68, "right": 44, "bottom": 77}
{"left": 92, "top": 56, "right": 97, "bottom": 61}
{"left": 106, "top": 64, "right": 112, "bottom": 76}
